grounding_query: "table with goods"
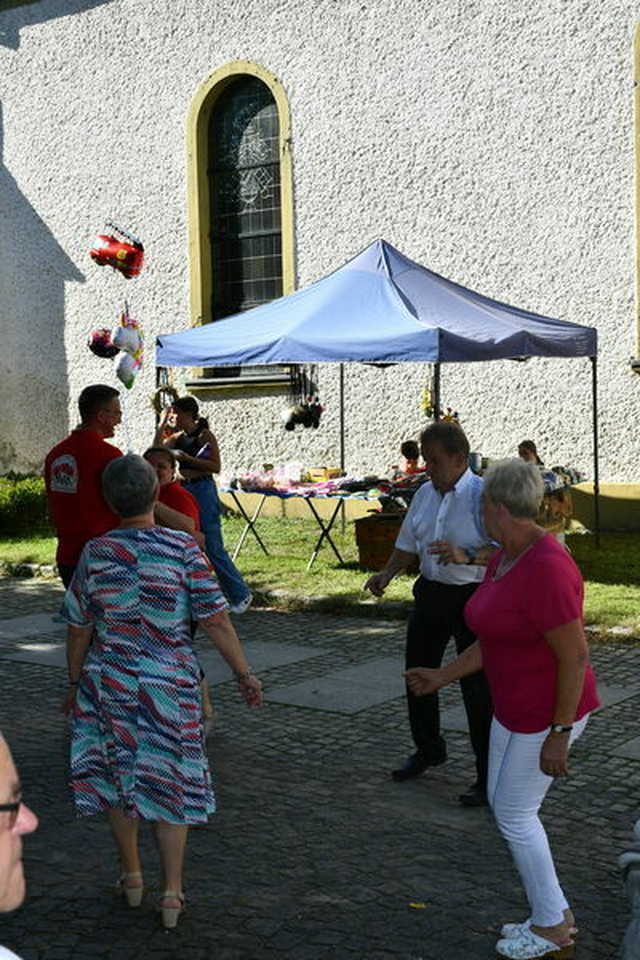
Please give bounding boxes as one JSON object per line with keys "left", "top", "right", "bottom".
{"left": 220, "top": 462, "right": 584, "bottom": 571}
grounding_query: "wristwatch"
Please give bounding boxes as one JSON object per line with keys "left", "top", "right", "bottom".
{"left": 550, "top": 723, "right": 573, "bottom": 734}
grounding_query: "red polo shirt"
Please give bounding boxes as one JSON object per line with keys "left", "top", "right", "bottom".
{"left": 158, "top": 482, "right": 201, "bottom": 530}
{"left": 44, "top": 429, "right": 122, "bottom": 566}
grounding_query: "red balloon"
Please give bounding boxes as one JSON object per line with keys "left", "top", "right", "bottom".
{"left": 88, "top": 328, "right": 119, "bottom": 359}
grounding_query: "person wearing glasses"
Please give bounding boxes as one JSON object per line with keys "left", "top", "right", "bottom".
{"left": 45, "top": 385, "right": 197, "bottom": 589}
{"left": 0, "top": 733, "right": 38, "bottom": 960}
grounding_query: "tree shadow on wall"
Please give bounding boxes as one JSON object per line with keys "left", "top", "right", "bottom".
{"left": 0, "top": 0, "right": 114, "bottom": 50}
{"left": 0, "top": 102, "right": 84, "bottom": 472}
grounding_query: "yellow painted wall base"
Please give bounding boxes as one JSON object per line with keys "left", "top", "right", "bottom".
{"left": 571, "top": 483, "right": 640, "bottom": 532}
{"left": 222, "top": 484, "right": 640, "bottom": 533}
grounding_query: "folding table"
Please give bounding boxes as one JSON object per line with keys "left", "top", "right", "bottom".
{"left": 220, "top": 485, "right": 380, "bottom": 570}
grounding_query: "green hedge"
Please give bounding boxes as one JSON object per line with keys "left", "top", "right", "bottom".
{"left": 0, "top": 473, "right": 52, "bottom": 537}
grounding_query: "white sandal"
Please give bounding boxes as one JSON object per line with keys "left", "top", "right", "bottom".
{"left": 160, "top": 890, "right": 185, "bottom": 929}
{"left": 501, "top": 919, "right": 578, "bottom": 939}
{"left": 496, "top": 926, "right": 574, "bottom": 958}
{"left": 116, "top": 871, "right": 144, "bottom": 908}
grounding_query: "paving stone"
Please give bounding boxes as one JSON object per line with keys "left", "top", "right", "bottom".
{"left": 0, "top": 576, "right": 637, "bottom": 959}
{"left": 0, "top": 612, "right": 66, "bottom": 642}
{"left": 264, "top": 656, "right": 403, "bottom": 712}
{"left": 611, "top": 736, "right": 640, "bottom": 760}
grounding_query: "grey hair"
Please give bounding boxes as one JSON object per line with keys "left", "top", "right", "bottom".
{"left": 102, "top": 453, "right": 158, "bottom": 518}
{"left": 483, "top": 458, "right": 544, "bottom": 519}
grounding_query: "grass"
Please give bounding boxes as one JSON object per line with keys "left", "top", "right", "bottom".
{"left": 1, "top": 519, "right": 639, "bottom": 634}
{"left": 0, "top": 535, "right": 57, "bottom": 566}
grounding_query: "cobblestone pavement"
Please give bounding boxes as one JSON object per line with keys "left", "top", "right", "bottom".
{"left": 0, "top": 577, "right": 638, "bottom": 960}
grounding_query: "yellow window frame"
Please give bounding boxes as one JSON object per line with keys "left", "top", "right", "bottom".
{"left": 185, "top": 60, "right": 295, "bottom": 390}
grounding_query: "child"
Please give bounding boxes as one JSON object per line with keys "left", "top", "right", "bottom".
{"left": 398, "top": 440, "right": 422, "bottom": 475}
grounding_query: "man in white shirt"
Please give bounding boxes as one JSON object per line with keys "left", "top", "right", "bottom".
{"left": 0, "top": 733, "right": 38, "bottom": 960}
{"left": 365, "top": 423, "right": 494, "bottom": 806}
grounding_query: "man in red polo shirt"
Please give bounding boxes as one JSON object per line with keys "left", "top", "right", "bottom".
{"left": 45, "top": 385, "right": 123, "bottom": 587}
{"left": 45, "top": 385, "right": 197, "bottom": 588}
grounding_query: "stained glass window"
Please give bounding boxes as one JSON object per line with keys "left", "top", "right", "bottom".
{"left": 209, "top": 76, "right": 283, "bottom": 319}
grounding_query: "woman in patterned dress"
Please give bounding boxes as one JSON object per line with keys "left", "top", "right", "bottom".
{"left": 61, "top": 454, "right": 262, "bottom": 928}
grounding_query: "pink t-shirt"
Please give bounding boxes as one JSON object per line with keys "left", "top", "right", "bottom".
{"left": 464, "top": 534, "right": 599, "bottom": 733}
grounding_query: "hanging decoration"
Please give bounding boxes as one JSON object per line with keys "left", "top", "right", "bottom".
{"left": 89, "top": 221, "right": 145, "bottom": 279}
{"left": 114, "top": 302, "right": 143, "bottom": 389}
{"left": 421, "top": 380, "right": 460, "bottom": 424}
{"left": 88, "top": 327, "right": 119, "bottom": 359}
{"left": 282, "top": 364, "right": 324, "bottom": 431}
{"left": 85, "top": 301, "right": 143, "bottom": 390}
{"left": 151, "top": 383, "right": 179, "bottom": 416}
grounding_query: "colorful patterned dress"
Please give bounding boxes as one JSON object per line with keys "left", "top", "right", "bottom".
{"left": 61, "top": 527, "right": 228, "bottom": 824}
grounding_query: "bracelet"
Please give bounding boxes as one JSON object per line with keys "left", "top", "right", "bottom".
{"left": 68, "top": 680, "right": 79, "bottom": 686}
{"left": 234, "top": 669, "right": 254, "bottom": 682}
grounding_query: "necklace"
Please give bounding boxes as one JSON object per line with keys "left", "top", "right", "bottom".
{"left": 493, "top": 532, "right": 546, "bottom": 580}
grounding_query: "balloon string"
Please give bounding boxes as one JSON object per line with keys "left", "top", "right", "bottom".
{"left": 119, "top": 389, "right": 133, "bottom": 452}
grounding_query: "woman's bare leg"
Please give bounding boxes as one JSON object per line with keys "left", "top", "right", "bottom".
{"left": 108, "top": 808, "right": 142, "bottom": 882}
{"left": 154, "top": 822, "right": 189, "bottom": 906}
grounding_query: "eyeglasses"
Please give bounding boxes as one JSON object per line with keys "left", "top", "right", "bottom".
{"left": 0, "top": 801, "right": 21, "bottom": 829}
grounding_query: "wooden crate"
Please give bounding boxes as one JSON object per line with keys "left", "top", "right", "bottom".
{"left": 355, "top": 513, "right": 405, "bottom": 571}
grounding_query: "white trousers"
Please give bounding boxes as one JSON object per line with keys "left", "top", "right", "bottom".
{"left": 487, "top": 714, "right": 589, "bottom": 927}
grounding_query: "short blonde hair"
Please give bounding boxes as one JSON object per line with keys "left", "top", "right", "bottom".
{"left": 483, "top": 459, "right": 544, "bottom": 519}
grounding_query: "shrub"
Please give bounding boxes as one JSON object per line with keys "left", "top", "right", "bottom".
{"left": 0, "top": 473, "right": 52, "bottom": 537}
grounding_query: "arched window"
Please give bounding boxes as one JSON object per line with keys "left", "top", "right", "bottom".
{"left": 210, "top": 76, "right": 282, "bottom": 320}
{"left": 186, "top": 62, "right": 294, "bottom": 387}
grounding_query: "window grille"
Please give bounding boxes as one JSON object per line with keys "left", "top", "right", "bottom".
{"left": 204, "top": 76, "right": 287, "bottom": 383}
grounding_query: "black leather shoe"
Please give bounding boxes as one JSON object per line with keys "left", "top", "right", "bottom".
{"left": 391, "top": 750, "right": 446, "bottom": 782}
{"left": 458, "top": 783, "right": 488, "bottom": 807}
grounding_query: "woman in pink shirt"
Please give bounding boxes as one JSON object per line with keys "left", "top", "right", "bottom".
{"left": 407, "top": 458, "right": 598, "bottom": 960}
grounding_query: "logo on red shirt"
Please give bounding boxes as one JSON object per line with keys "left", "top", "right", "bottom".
{"left": 50, "top": 454, "right": 79, "bottom": 494}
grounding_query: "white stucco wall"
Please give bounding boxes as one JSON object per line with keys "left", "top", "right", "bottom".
{"left": 1, "top": 0, "right": 639, "bottom": 479}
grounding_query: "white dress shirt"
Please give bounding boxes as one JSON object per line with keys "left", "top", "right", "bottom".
{"left": 395, "top": 468, "right": 487, "bottom": 585}
{"left": 0, "top": 946, "right": 23, "bottom": 959}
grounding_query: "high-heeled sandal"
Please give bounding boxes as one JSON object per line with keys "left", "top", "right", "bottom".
{"left": 159, "top": 890, "right": 185, "bottom": 929}
{"left": 496, "top": 926, "right": 575, "bottom": 958}
{"left": 501, "top": 919, "right": 578, "bottom": 939}
{"left": 115, "top": 871, "right": 144, "bottom": 908}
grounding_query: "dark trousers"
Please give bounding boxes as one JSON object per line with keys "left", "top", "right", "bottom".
{"left": 405, "top": 576, "right": 493, "bottom": 788}
{"left": 58, "top": 564, "right": 76, "bottom": 589}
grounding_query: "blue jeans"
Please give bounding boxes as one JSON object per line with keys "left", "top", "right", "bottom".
{"left": 186, "top": 477, "right": 250, "bottom": 607}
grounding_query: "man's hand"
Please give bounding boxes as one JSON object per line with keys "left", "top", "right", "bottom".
{"left": 540, "top": 733, "right": 570, "bottom": 777}
{"left": 364, "top": 570, "right": 392, "bottom": 597}
{"left": 405, "top": 667, "right": 445, "bottom": 696}
{"left": 428, "top": 540, "right": 468, "bottom": 565}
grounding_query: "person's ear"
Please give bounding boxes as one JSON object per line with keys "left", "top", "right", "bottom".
{"left": 495, "top": 502, "right": 509, "bottom": 523}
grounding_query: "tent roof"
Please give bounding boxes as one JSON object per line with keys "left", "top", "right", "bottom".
{"left": 156, "top": 239, "right": 597, "bottom": 366}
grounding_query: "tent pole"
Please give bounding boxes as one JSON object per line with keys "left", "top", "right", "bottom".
{"left": 433, "top": 363, "right": 441, "bottom": 421}
{"left": 339, "top": 363, "right": 345, "bottom": 472}
{"left": 590, "top": 356, "right": 601, "bottom": 548}
{"left": 339, "top": 363, "right": 346, "bottom": 535}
